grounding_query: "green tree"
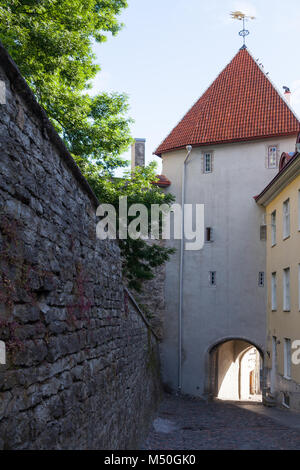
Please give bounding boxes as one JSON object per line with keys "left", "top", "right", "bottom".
{"left": 75, "top": 157, "right": 176, "bottom": 291}
{"left": 0, "top": 0, "right": 132, "bottom": 169}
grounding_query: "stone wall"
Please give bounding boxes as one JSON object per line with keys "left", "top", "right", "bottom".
{"left": 0, "top": 43, "right": 161, "bottom": 449}
{"left": 131, "top": 241, "right": 166, "bottom": 338}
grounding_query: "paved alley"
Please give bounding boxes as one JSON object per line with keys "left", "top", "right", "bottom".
{"left": 143, "top": 394, "right": 300, "bottom": 450}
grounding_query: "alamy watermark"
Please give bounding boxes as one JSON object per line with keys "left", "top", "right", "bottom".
{"left": 292, "top": 341, "right": 300, "bottom": 365}
{"left": 96, "top": 197, "right": 205, "bottom": 251}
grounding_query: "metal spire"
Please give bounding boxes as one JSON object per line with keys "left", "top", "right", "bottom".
{"left": 230, "top": 11, "right": 256, "bottom": 48}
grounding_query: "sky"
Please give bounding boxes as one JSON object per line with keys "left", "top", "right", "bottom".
{"left": 91, "top": 0, "right": 300, "bottom": 174}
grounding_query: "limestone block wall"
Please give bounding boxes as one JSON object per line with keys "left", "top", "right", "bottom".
{"left": 131, "top": 257, "right": 166, "bottom": 338}
{"left": 0, "top": 43, "right": 161, "bottom": 450}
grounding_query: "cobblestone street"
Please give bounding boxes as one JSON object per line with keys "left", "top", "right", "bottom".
{"left": 143, "top": 394, "right": 300, "bottom": 450}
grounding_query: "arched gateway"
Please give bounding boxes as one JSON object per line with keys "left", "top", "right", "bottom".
{"left": 207, "top": 338, "right": 264, "bottom": 402}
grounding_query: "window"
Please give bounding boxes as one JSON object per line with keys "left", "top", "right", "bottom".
{"left": 271, "top": 211, "right": 276, "bottom": 246}
{"left": 204, "top": 153, "right": 212, "bottom": 173}
{"left": 271, "top": 272, "right": 277, "bottom": 311}
{"left": 260, "top": 225, "right": 267, "bottom": 241}
{"left": 258, "top": 272, "right": 265, "bottom": 287}
{"left": 298, "top": 264, "right": 300, "bottom": 311}
{"left": 268, "top": 146, "right": 278, "bottom": 169}
{"left": 284, "top": 338, "right": 291, "bottom": 379}
{"left": 209, "top": 271, "right": 216, "bottom": 286}
{"left": 283, "top": 268, "right": 290, "bottom": 311}
{"left": 205, "top": 227, "right": 213, "bottom": 242}
{"left": 298, "top": 190, "right": 300, "bottom": 231}
{"left": 283, "top": 199, "right": 290, "bottom": 239}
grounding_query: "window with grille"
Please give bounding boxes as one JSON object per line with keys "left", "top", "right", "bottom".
{"left": 268, "top": 146, "right": 278, "bottom": 169}
{"left": 204, "top": 153, "right": 212, "bottom": 173}
{"left": 209, "top": 271, "right": 216, "bottom": 286}
{"left": 260, "top": 225, "right": 267, "bottom": 240}
{"left": 258, "top": 272, "right": 265, "bottom": 287}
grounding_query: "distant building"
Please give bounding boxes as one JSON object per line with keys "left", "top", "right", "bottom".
{"left": 256, "top": 138, "right": 300, "bottom": 410}
{"left": 154, "top": 47, "right": 300, "bottom": 399}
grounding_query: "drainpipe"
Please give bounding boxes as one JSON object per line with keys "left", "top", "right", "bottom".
{"left": 178, "top": 145, "right": 193, "bottom": 393}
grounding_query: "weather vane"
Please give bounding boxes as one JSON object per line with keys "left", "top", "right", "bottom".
{"left": 230, "top": 11, "right": 256, "bottom": 48}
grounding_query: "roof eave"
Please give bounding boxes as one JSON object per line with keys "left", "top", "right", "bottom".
{"left": 255, "top": 153, "right": 300, "bottom": 206}
{"left": 154, "top": 131, "right": 300, "bottom": 157}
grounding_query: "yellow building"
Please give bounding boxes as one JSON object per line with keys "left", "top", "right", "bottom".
{"left": 256, "top": 140, "right": 300, "bottom": 410}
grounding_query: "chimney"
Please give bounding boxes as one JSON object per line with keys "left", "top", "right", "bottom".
{"left": 283, "top": 86, "right": 291, "bottom": 105}
{"left": 131, "top": 138, "right": 146, "bottom": 172}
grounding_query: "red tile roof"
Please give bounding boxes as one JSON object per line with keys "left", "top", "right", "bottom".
{"left": 154, "top": 48, "right": 300, "bottom": 157}
{"left": 152, "top": 174, "right": 171, "bottom": 188}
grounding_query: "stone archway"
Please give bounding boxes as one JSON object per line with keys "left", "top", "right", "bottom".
{"left": 208, "top": 338, "right": 263, "bottom": 402}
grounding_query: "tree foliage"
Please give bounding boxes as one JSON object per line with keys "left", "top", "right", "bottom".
{"left": 0, "top": 0, "right": 132, "bottom": 169}
{"left": 75, "top": 157, "right": 176, "bottom": 291}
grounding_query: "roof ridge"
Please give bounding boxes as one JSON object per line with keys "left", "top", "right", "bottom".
{"left": 153, "top": 48, "right": 243, "bottom": 156}
{"left": 246, "top": 47, "right": 300, "bottom": 124}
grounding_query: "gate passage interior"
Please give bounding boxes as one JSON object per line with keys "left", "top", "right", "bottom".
{"left": 210, "top": 339, "right": 262, "bottom": 401}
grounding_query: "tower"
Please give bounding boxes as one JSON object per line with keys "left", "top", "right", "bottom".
{"left": 154, "top": 47, "right": 300, "bottom": 398}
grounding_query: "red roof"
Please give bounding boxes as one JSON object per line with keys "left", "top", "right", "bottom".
{"left": 154, "top": 48, "right": 300, "bottom": 157}
{"left": 153, "top": 174, "right": 171, "bottom": 188}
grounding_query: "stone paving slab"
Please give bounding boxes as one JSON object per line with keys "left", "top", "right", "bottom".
{"left": 142, "top": 394, "right": 300, "bottom": 450}
{"left": 235, "top": 402, "right": 300, "bottom": 432}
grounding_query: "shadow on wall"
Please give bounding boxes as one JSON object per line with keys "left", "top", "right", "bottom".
{"left": 210, "top": 339, "right": 263, "bottom": 402}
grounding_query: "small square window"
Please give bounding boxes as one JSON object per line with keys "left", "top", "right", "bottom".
{"left": 205, "top": 227, "right": 213, "bottom": 242}
{"left": 209, "top": 271, "right": 216, "bottom": 286}
{"left": 268, "top": 146, "right": 278, "bottom": 169}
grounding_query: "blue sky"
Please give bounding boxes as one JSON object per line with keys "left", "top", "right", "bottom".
{"left": 92, "top": 0, "right": 300, "bottom": 174}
